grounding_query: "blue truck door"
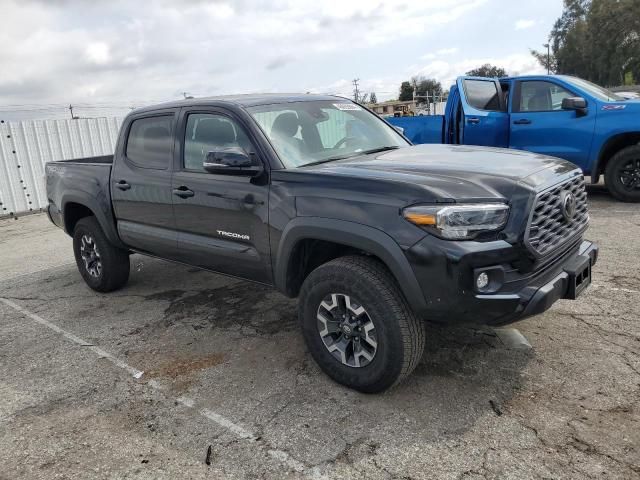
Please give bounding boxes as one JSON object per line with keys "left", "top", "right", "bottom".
{"left": 456, "top": 77, "right": 509, "bottom": 147}
{"left": 509, "top": 79, "right": 596, "bottom": 168}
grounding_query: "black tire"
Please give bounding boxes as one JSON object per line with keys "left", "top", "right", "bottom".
{"left": 73, "top": 217, "right": 130, "bottom": 292}
{"left": 298, "top": 255, "right": 426, "bottom": 393}
{"left": 604, "top": 145, "right": 640, "bottom": 202}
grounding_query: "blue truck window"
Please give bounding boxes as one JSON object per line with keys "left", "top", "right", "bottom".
{"left": 517, "top": 81, "right": 574, "bottom": 112}
{"left": 463, "top": 79, "right": 501, "bottom": 111}
{"left": 125, "top": 116, "right": 173, "bottom": 169}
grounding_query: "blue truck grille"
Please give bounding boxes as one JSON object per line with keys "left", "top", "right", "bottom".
{"left": 525, "top": 174, "right": 589, "bottom": 257}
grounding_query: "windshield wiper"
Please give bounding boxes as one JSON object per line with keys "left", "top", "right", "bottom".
{"left": 360, "top": 146, "right": 401, "bottom": 155}
{"left": 300, "top": 153, "right": 360, "bottom": 168}
{"left": 300, "top": 146, "right": 401, "bottom": 168}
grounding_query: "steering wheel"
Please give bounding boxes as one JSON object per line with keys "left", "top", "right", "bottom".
{"left": 333, "top": 136, "right": 359, "bottom": 149}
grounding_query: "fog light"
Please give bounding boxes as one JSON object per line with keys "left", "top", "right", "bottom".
{"left": 476, "top": 272, "right": 489, "bottom": 290}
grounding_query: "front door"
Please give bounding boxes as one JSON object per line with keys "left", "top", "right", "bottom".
{"left": 111, "top": 111, "right": 179, "bottom": 259}
{"left": 509, "top": 79, "right": 596, "bottom": 166}
{"left": 457, "top": 77, "right": 509, "bottom": 147}
{"left": 171, "top": 109, "right": 271, "bottom": 283}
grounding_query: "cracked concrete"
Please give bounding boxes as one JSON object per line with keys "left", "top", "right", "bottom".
{"left": 0, "top": 184, "right": 639, "bottom": 479}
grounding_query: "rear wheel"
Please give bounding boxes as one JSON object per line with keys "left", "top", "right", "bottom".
{"left": 73, "top": 217, "right": 130, "bottom": 292}
{"left": 604, "top": 145, "right": 640, "bottom": 202}
{"left": 298, "top": 255, "right": 426, "bottom": 393}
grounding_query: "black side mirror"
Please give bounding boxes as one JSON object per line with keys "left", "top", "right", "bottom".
{"left": 203, "top": 147, "right": 263, "bottom": 176}
{"left": 562, "top": 97, "right": 588, "bottom": 116}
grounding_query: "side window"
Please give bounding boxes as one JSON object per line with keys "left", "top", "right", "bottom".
{"left": 183, "top": 113, "right": 253, "bottom": 171}
{"left": 463, "top": 79, "right": 502, "bottom": 111}
{"left": 518, "top": 81, "right": 574, "bottom": 112}
{"left": 125, "top": 116, "right": 173, "bottom": 169}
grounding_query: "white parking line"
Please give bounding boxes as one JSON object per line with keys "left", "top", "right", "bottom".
{"left": 0, "top": 297, "right": 144, "bottom": 378}
{"left": 0, "top": 297, "right": 327, "bottom": 479}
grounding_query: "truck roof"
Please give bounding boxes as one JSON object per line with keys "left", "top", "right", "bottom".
{"left": 132, "top": 93, "right": 345, "bottom": 114}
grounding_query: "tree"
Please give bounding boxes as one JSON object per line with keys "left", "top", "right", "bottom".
{"left": 529, "top": 48, "right": 557, "bottom": 74}
{"left": 369, "top": 92, "right": 377, "bottom": 104}
{"left": 410, "top": 76, "right": 443, "bottom": 104}
{"left": 398, "top": 81, "right": 413, "bottom": 101}
{"left": 532, "top": 0, "right": 640, "bottom": 86}
{"left": 465, "top": 64, "right": 508, "bottom": 78}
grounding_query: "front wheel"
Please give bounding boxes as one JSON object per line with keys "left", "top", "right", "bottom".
{"left": 73, "top": 217, "right": 130, "bottom": 292}
{"left": 604, "top": 145, "right": 640, "bottom": 202}
{"left": 298, "top": 255, "right": 426, "bottom": 393}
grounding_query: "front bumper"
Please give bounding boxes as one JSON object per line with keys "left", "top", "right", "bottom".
{"left": 406, "top": 237, "right": 598, "bottom": 326}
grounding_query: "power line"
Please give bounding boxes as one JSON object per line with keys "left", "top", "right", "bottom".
{"left": 352, "top": 78, "right": 360, "bottom": 103}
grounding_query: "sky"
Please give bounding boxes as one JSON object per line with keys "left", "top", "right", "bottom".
{"left": 0, "top": 0, "right": 563, "bottom": 120}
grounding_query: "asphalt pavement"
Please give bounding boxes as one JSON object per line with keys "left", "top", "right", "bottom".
{"left": 0, "top": 183, "right": 638, "bottom": 479}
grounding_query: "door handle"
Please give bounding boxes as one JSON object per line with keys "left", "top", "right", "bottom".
{"left": 115, "top": 180, "right": 131, "bottom": 191}
{"left": 467, "top": 117, "right": 480, "bottom": 124}
{"left": 513, "top": 119, "right": 531, "bottom": 125}
{"left": 173, "top": 186, "right": 195, "bottom": 198}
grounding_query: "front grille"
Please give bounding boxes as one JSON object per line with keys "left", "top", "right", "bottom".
{"left": 525, "top": 174, "right": 589, "bottom": 257}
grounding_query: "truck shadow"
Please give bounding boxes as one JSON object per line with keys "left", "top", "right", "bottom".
{"left": 585, "top": 181, "right": 612, "bottom": 200}
{"left": 137, "top": 265, "right": 532, "bottom": 449}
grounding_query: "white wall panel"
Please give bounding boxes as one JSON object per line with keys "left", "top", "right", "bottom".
{"left": 0, "top": 117, "right": 122, "bottom": 217}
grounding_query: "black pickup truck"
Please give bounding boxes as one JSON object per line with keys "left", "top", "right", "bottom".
{"left": 46, "top": 94, "right": 598, "bottom": 392}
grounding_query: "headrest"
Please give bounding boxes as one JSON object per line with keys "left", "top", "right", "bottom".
{"left": 271, "top": 112, "right": 299, "bottom": 138}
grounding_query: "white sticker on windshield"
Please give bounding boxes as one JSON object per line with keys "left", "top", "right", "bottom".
{"left": 333, "top": 103, "right": 361, "bottom": 111}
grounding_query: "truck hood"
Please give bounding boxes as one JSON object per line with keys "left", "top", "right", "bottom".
{"left": 303, "top": 144, "right": 579, "bottom": 202}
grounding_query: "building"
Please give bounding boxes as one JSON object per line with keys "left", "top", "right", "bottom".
{"left": 368, "top": 100, "right": 417, "bottom": 117}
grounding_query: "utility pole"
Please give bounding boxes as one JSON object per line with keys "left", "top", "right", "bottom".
{"left": 543, "top": 43, "right": 550, "bottom": 74}
{"left": 352, "top": 78, "right": 360, "bottom": 103}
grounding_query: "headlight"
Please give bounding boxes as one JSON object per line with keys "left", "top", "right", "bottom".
{"left": 402, "top": 203, "right": 509, "bottom": 240}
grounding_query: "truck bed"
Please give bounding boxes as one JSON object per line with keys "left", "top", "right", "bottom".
{"left": 45, "top": 156, "right": 114, "bottom": 233}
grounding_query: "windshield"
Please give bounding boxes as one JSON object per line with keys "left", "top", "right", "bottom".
{"left": 247, "top": 100, "right": 409, "bottom": 168}
{"left": 561, "top": 76, "right": 624, "bottom": 102}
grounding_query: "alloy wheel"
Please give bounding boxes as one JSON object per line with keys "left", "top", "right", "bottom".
{"left": 80, "top": 234, "right": 102, "bottom": 278}
{"left": 316, "top": 293, "right": 378, "bottom": 368}
{"left": 618, "top": 158, "right": 640, "bottom": 191}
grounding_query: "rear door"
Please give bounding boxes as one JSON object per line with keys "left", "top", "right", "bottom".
{"left": 171, "top": 107, "right": 272, "bottom": 283}
{"left": 111, "top": 110, "right": 179, "bottom": 259}
{"left": 509, "top": 79, "right": 596, "bottom": 166}
{"left": 456, "top": 77, "right": 509, "bottom": 147}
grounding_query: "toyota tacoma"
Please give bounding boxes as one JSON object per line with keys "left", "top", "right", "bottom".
{"left": 45, "top": 94, "right": 598, "bottom": 392}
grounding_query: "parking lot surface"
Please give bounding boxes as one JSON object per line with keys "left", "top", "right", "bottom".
{"left": 0, "top": 183, "right": 638, "bottom": 480}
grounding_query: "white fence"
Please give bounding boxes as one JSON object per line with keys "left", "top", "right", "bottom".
{"left": 0, "top": 117, "right": 123, "bottom": 217}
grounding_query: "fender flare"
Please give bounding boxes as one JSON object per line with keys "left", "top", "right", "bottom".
{"left": 591, "top": 132, "right": 640, "bottom": 184}
{"left": 274, "top": 217, "right": 428, "bottom": 316}
{"left": 61, "top": 191, "right": 125, "bottom": 249}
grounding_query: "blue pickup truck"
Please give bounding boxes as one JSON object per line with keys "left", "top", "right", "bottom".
{"left": 389, "top": 75, "right": 640, "bottom": 202}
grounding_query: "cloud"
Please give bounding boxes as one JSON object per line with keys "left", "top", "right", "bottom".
{"left": 265, "top": 55, "right": 296, "bottom": 71}
{"left": 421, "top": 47, "right": 459, "bottom": 60}
{"left": 86, "top": 42, "right": 111, "bottom": 65}
{"left": 3, "top": 0, "right": 545, "bottom": 118}
{"left": 515, "top": 19, "right": 535, "bottom": 30}
{"left": 314, "top": 52, "right": 545, "bottom": 103}
{"left": 1, "top": 0, "right": 482, "bottom": 106}
{"left": 413, "top": 53, "right": 545, "bottom": 89}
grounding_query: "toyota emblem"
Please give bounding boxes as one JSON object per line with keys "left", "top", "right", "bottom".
{"left": 560, "top": 191, "right": 577, "bottom": 222}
